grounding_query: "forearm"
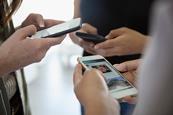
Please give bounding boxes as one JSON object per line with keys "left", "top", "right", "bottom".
{"left": 73, "top": 0, "right": 81, "bottom": 18}
{"left": 0, "top": 47, "right": 17, "bottom": 76}
{"left": 0, "top": 53, "right": 10, "bottom": 76}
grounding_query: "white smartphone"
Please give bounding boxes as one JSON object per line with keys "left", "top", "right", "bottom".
{"left": 78, "top": 55, "right": 137, "bottom": 99}
{"left": 32, "top": 18, "right": 81, "bottom": 38}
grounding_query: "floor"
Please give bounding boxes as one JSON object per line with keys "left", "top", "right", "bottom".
{"left": 24, "top": 38, "right": 82, "bottom": 115}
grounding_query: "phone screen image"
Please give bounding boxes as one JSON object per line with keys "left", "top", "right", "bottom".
{"left": 32, "top": 18, "right": 81, "bottom": 38}
{"left": 82, "top": 59, "right": 132, "bottom": 93}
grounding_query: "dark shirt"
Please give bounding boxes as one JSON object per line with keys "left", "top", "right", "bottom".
{"left": 80, "top": 0, "right": 155, "bottom": 64}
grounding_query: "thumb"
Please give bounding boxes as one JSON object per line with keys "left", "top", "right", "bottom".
{"left": 40, "top": 37, "right": 65, "bottom": 48}
{"left": 33, "top": 14, "right": 45, "bottom": 27}
{"left": 114, "top": 60, "right": 139, "bottom": 72}
{"left": 15, "top": 25, "right": 37, "bottom": 40}
{"left": 82, "top": 23, "right": 98, "bottom": 34}
{"left": 73, "top": 64, "right": 83, "bottom": 87}
{"left": 105, "top": 27, "right": 126, "bottom": 39}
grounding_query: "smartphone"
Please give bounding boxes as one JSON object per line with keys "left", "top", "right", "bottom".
{"left": 78, "top": 55, "right": 137, "bottom": 99}
{"left": 75, "top": 32, "right": 106, "bottom": 44}
{"left": 32, "top": 18, "right": 81, "bottom": 38}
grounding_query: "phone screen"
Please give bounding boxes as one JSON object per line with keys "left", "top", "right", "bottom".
{"left": 82, "top": 59, "right": 133, "bottom": 93}
{"left": 32, "top": 18, "right": 81, "bottom": 38}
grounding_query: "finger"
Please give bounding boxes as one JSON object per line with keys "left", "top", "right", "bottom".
{"left": 81, "top": 41, "right": 96, "bottom": 54}
{"left": 79, "top": 38, "right": 95, "bottom": 48}
{"left": 44, "top": 19, "right": 64, "bottom": 28}
{"left": 115, "top": 60, "right": 140, "bottom": 72}
{"left": 95, "top": 47, "right": 121, "bottom": 57}
{"left": 41, "top": 37, "right": 65, "bottom": 48}
{"left": 73, "top": 64, "right": 83, "bottom": 86}
{"left": 94, "top": 38, "right": 120, "bottom": 49}
{"left": 122, "top": 72, "right": 136, "bottom": 85}
{"left": 32, "top": 14, "right": 45, "bottom": 27}
{"left": 82, "top": 23, "right": 97, "bottom": 34}
{"left": 122, "top": 96, "right": 137, "bottom": 104}
{"left": 15, "top": 25, "right": 37, "bottom": 40}
{"left": 84, "top": 69, "right": 108, "bottom": 89}
{"left": 105, "top": 27, "right": 127, "bottom": 39}
{"left": 85, "top": 48, "right": 96, "bottom": 54}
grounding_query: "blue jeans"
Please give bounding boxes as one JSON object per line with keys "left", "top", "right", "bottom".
{"left": 81, "top": 102, "right": 135, "bottom": 115}
{"left": 120, "top": 102, "right": 135, "bottom": 115}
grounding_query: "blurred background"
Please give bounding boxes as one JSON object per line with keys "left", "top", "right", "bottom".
{"left": 13, "top": 0, "right": 82, "bottom": 115}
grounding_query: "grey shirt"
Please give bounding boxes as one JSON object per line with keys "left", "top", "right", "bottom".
{"left": 134, "top": 0, "right": 173, "bottom": 114}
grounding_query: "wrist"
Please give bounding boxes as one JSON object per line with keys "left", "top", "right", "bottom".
{"left": 0, "top": 47, "right": 13, "bottom": 76}
{"left": 0, "top": 50, "right": 8, "bottom": 76}
{"left": 83, "top": 94, "right": 120, "bottom": 115}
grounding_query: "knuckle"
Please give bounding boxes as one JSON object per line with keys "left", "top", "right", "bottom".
{"left": 34, "top": 41, "right": 43, "bottom": 50}
{"left": 84, "top": 69, "right": 97, "bottom": 76}
{"left": 101, "top": 50, "right": 108, "bottom": 56}
{"left": 92, "top": 28, "right": 97, "bottom": 33}
{"left": 79, "top": 39, "right": 85, "bottom": 46}
{"left": 116, "top": 48, "right": 124, "bottom": 56}
{"left": 16, "top": 28, "right": 26, "bottom": 36}
{"left": 30, "top": 13, "right": 38, "bottom": 17}
{"left": 110, "top": 30, "right": 115, "bottom": 34}
{"left": 35, "top": 52, "right": 45, "bottom": 62}
{"left": 120, "top": 27, "right": 128, "bottom": 32}
{"left": 28, "top": 13, "right": 37, "bottom": 18}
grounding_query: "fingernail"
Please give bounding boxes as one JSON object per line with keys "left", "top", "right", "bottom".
{"left": 39, "top": 23, "right": 45, "bottom": 27}
{"left": 94, "top": 45, "right": 99, "bottom": 49}
{"left": 105, "top": 35, "right": 109, "bottom": 39}
{"left": 114, "top": 64, "right": 120, "bottom": 67}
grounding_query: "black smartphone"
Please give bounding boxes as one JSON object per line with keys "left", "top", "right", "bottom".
{"left": 75, "top": 32, "right": 106, "bottom": 44}
{"left": 32, "top": 18, "right": 81, "bottom": 38}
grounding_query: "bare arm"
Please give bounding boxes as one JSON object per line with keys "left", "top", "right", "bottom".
{"left": 73, "top": 0, "right": 81, "bottom": 18}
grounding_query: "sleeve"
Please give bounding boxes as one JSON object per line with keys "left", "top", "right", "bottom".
{"left": 133, "top": 1, "right": 173, "bottom": 115}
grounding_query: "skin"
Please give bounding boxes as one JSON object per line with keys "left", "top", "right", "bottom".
{"left": 69, "top": 23, "right": 97, "bottom": 54}
{"left": 71, "top": 0, "right": 148, "bottom": 57}
{"left": 0, "top": 13, "right": 65, "bottom": 76}
{"left": 73, "top": 64, "right": 120, "bottom": 115}
{"left": 95, "top": 28, "right": 148, "bottom": 57}
{"left": 114, "top": 59, "right": 141, "bottom": 104}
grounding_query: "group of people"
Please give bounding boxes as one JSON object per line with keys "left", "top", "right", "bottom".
{"left": 0, "top": 0, "right": 173, "bottom": 115}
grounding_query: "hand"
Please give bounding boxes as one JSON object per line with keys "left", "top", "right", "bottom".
{"left": 21, "top": 13, "right": 66, "bottom": 39}
{"left": 69, "top": 23, "right": 97, "bottom": 54}
{"left": 114, "top": 59, "right": 141, "bottom": 104}
{"left": 94, "top": 27, "right": 148, "bottom": 57}
{"left": 73, "top": 64, "right": 119, "bottom": 115}
{"left": 0, "top": 25, "right": 64, "bottom": 76}
{"left": 114, "top": 59, "right": 141, "bottom": 87}
{"left": 21, "top": 13, "right": 63, "bottom": 30}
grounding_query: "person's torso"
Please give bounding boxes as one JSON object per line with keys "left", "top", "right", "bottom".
{"left": 80, "top": 0, "right": 155, "bottom": 64}
{"left": 80, "top": 0, "right": 155, "bottom": 36}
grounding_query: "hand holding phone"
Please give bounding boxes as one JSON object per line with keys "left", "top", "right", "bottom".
{"left": 75, "top": 32, "right": 106, "bottom": 44}
{"left": 32, "top": 18, "right": 81, "bottom": 38}
{"left": 78, "top": 55, "right": 137, "bottom": 99}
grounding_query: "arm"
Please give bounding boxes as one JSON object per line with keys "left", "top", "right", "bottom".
{"left": 0, "top": 14, "right": 65, "bottom": 76}
{"left": 73, "top": 0, "right": 81, "bottom": 18}
{"left": 0, "top": 26, "right": 64, "bottom": 76}
{"left": 73, "top": 64, "right": 120, "bottom": 115}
